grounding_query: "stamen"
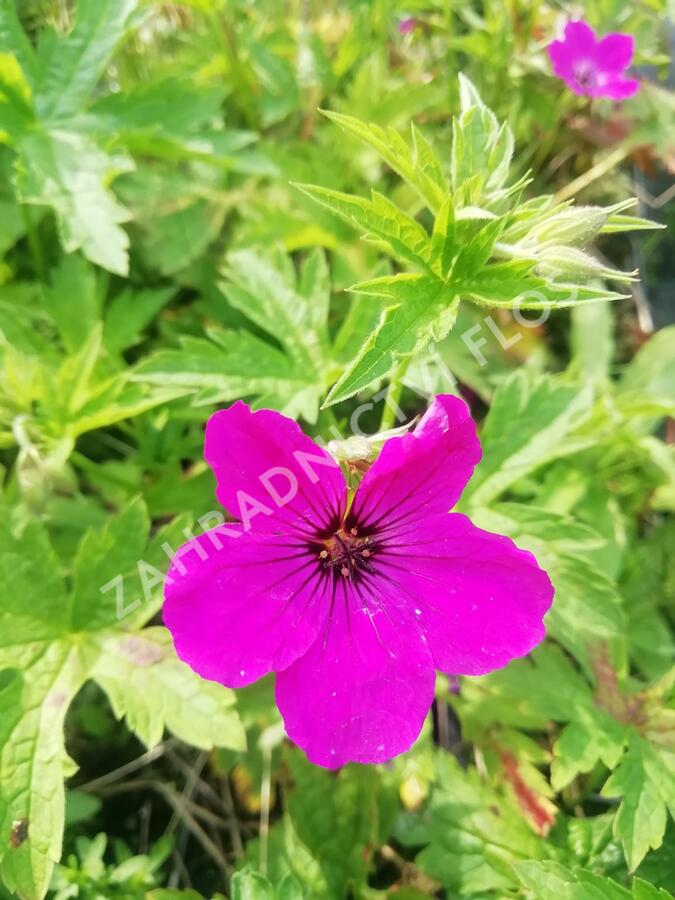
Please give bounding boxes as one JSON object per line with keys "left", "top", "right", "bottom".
{"left": 314, "top": 525, "right": 376, "bottom": 581}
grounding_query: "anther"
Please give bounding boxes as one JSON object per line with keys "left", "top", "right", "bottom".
{"left": 361, "top": 549, "right": 371, "bottom": 557}
{"left": 350, "top": 527, "right": 358, "bottom": 535}
{"left": 319, "top": 550, "right": 328, "bottom": 559}
{"left": 340, "top": 566, "right": 350, "bottom": 577}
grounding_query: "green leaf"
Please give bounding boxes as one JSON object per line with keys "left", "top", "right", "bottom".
{"left": 462, "top": 371, "right": 594, "bottom": 507}
{"left": 89, "top": 627, "right": 245, "bottom": 751}
{"left": 54, "top": 324, "right": 103, "bottom": 418}
{"left": 472, "top": 502, "right": 607, "bottom": 555}
{"left": 482, "top": 643, "right": 628, "bottom": 767}
{"left": 571, "top": 301, "right": 615, "bottom": 381}
{"left": 231, "top": 870, "right": 277, "bottom": 900}
{"left": 42, "top": 254, "right": 101, "bottom": 354}
{"left": 0, "top": 643, "right": 87, "bottom": 900}
{"left": 244, "top": 813, "right": 326, "bottom": 897}
{"left": 324, "top": 284, "right": 459, "bottom": 406}
{"left": 0, "top": 5, "right": 37, "bottom": 84}
{"left": 141, "top": 198, "right": 226, "bottom": 276}
{"left": 298, "top": 248, "right": 331, "bottom": 335}
{"left": 620, "top": 326, "right": 675, "bottom": 404}
{"left": 486, "top": 645, "right": 595, "bottom": 726}
{"left": 545, "top": 555, "right": 626, "bottom": 673}
{"left": 451, "top": 105, "right": 498, "bottom": 205}
{"left": 411, "top": 122, "right": 447, "bottom": 196}
{"left": 0, "top": 516, "right": 70, "bottom": 646}
{"left": 283, "top": 751, "right": 390, "bottom": 898}
{"left": 300, "top": 84, "right": 642, "bottom": 401}
{"left": 221, "top": 247, "right": 330, "bottom": 372}
{"left": 621, "top": 521, "right": 675, "bottom": 680}
{"left": 231, "top": 868, "right": 306, "bottom": 900}
{"left": 462, "top": 264, "right": 628, "bottom": 309}
{"left": 135, "top": 248, "right": 337, "bottom": 422}
{"left": 34, "top": 0, "right": 140, "bottom": 122}
{"left": 601, "top": 214, "right": 666, "bottom": 234}
{"left": 0, "top": 195, "right": 25, "bottom": 256}
{"left": 0, "top": 505, "right": 243, "bottom": 898}
{"left": 69, "top": 497, "right": 150, "bottom": 632}
{"left": 147, "top": 891, "right": 204, "bottom": 900}
{"left": 89, "top": 76, "right": 228, "bottom": 146}
{"left": 470, "top": 500, "right": 626, "bottom": 672}
{"left": 428, "top": 196, "right": 456, "bottom": 278}
{"left": 632, "top": 880, "right": 675, "bottom": 900}
{"left": 0, "top": 4, "right": 148, "bottom": 273}
{"left": 68, "top": 380, "right": 188, "bottom": 439}
{"left": 0, "top": 51, "right": 35, "bottom": 136}
{"left": 15, "top": 129, "right": 132, "bottom": 275}
{"left": 451, "top": 217, "right": 507, "bottom": 281}
{"left": 397, "top": 753, "right": 543, "bottom": 895}
{"left": 603, "top": 734, "right": 675, "bottom": 871}
{"left": 0, "top": 293, "right": 188, "bottom": 463}
{"left": 318, "top": 109, "right": 446, "bottom": 213}
{"left": 515, "top": 860, "right": 634, "bottom": 899}
{"left": 134, "top": 330, "right": 320, "bottom": 422}
{"left": 294, "top": 184, "right": 434, "bottom": 273}
{"left": 551, "top": 714, "right": 626, "bottom": 792}
{"left": 103, "top": 286, "right": 175, "bottom": 354}
{"left": 486, "top": 643, "right": 674, "bottom": 873}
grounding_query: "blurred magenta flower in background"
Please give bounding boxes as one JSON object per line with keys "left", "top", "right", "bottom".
{"left": 548, "top": 20, "right": 640, "bottom": 99}
{"left": 398, "top": 16, "right": 416, "bottom": 35}
{"left": 164, "top": 397, "right": 554, "bottom": 768}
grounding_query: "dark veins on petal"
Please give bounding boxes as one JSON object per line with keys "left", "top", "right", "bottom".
{"left": 276, "top": 485, "right": 425, "bottom": 649}
{"left": 304, "top": 499, "right": 402, "bottom": 591}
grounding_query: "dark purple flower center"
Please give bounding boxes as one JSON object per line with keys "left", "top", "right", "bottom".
{"left": 573, "top": 61, "right": 597, "bottom": 89}
{"left": 313, "top": 525, "right": 377, "bottom": 581}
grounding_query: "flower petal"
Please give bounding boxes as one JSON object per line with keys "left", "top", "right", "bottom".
{"left": 563, "top": 76, "right": 591, "bottom": 97}
{"left": 164, "top": 526, "right": 330, "bottom": 687}
{"left": 547, "top": 39, "right": 576, "bottom": 80}
{"left": 205, "top": 401, "right": 346, "bottom": 533}
{"left": 596, "top": 33, "right": 634, "bottom": 73}
{"left": 348, "top": 395, "right": 481, "bottom": 536}
{"left": 275, "top": 584, "right": 435, "bottom": 768}
{"left": 377, "top": 513, "right": 553, "bottom": 675}
{"left": 563, "top": 19, "right": 597, "bottom": 56}
{"left": 596, "top": 77, "right": 640, "bottom": 100}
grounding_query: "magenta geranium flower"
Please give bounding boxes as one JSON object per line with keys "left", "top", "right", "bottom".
{"left": 398, "top": 16, "right": 416, "bottom": 35}
{"left": 548, "top": 20, "right": 639, "bottom": 100}
{"left": 164, "top": 396, "right": 553, "bottom": 768}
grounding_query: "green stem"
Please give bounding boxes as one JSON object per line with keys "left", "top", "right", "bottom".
{"left": 258, "top": 744, "right": 272, "bottom": 877}
{"left": 379, "top": 359, "right": 410, "bottom": 431}
{"left": 210, "top": 9, "right": 256, "bottom": 129}
{"left": 553, "top": 144, "right": 631, "bottom": 203}
{"left": 21, "top": 204, "right": 45, "bottom": 279}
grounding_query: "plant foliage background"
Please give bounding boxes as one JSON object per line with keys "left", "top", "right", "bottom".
{"left": 0, "top": 0, "right": 674, "bottom": 898}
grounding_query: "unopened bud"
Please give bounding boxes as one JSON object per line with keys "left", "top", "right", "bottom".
{"left": 326, "top": 435, "right": 373, "bottom": 463}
